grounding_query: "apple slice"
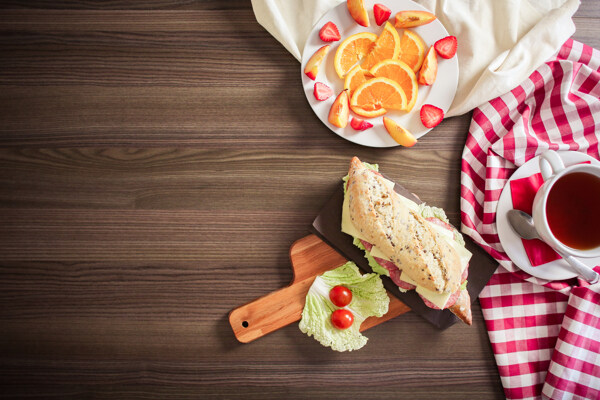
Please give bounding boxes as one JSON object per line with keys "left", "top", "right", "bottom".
{"left": 418, "top": 46, "right": 437, "bottom": 85}
{"left": 394, "top": 10, "right": 436, "bottom": 28}
{"left": 304, "top": 45, "right": 330, "bottom": 80}
{"left": 347, "top": 0, "right": 370, "bottom": 27}
{"left": 383, "top": 117, "right": 417, "bottom": 146}
{"left": 329, "top": 90, "right": 350, "bottom": 128}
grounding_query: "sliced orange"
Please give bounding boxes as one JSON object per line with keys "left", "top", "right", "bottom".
{"left": 398, "top": 30, "right": 426, "bottom": 72}
{"left": 361, "top": 22, "right": 401, "bottom": 71}
{"left": 370, "top": 59, "right": 418, "bottom": 111}
{"left": 350, "top": 103, "right": 388, "bottom": 118}
{"left": 344, "top": 65, "right": 372, "bottom": 98}
{"left": 350, "top": 77, "right": 407, "bottom": 118}
{"left": 334, "top": 32, "right": 377, "bottom": 79}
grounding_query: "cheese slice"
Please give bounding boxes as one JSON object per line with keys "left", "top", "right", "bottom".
{"left": 400, "top": 271, "right": 453, "bottom": 309}
{"left": 369, "top": 246, "right": 389, "bottom": 260}
{"left": 341, "top": 176, "right": 471, "bottom": 309}
{"left": 341, "top": 193, "right": 361, "bottom": 238}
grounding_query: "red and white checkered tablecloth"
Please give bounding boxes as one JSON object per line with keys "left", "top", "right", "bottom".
{"left": 460, "top": 39, "right": 600, "bottom": 400}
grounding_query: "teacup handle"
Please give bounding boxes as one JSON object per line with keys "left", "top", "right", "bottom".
{"left": 539, "top": 150, "right": 565, "bottom": 181}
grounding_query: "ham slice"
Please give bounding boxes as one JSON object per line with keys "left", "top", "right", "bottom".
{"left": 373, "top": 256, "right": 416, "bottom": 291}
{"left": 359, "top": 238, "right": 417, "bottom": 291}
{"left": 359, "top": 239, "right": 373, "bottom": 252}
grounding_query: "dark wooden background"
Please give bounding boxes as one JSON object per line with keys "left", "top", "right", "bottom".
{"left": 1, "top": 1, "right": 598, "bottom": 398}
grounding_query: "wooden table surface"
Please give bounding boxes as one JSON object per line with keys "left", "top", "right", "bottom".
{"left": 1, "top": 1, "right": 598, "bottom": 398}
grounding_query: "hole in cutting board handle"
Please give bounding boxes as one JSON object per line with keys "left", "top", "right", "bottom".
{"left": 242, "top": 321, "right": 249, "bottom": 328}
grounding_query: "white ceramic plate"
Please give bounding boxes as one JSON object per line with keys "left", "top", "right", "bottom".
{"left": 300, "top": 0, "right": 459, "bottom": 147}
{"left": 496, "top": 151, "right": 600, "bottom": 281}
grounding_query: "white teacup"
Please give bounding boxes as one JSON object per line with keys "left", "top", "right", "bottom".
{"left": 532, "top": 150, "right": 600, "bottom": 258}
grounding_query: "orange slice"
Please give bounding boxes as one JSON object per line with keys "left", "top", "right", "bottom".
{"left": 361, "top": 21, "right": 401, "bottom": 71}
{"left": 334, "top": 32, "right": 378, "bottom": 79}
{"left": 344, "top": 65, "right": 372, "bottom": 98}
{"left": 350, "top": 77, "right": 407, "bottom": 118}
{"left": 350, "top": 103, "right": 388, "bottom": 118}
{"left": 370, "top": 59, "right": 418, "bottom": 111}
{"left": 398, "top": 30, "right": 426, "bottom": 72}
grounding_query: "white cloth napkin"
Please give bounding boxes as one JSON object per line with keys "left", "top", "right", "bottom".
{"left": 251, "top": 0, "right": 580, "bottom": 117}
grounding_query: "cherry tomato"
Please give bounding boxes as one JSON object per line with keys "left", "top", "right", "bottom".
{"left": 331, "top": 309, "right": 354, "bottom": 330}
{"left": 329, "top": 285, "right": 352, "bottom": 307}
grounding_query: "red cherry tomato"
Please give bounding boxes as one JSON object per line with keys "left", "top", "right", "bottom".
{"left": 329, "top": 285, "right": 352, "bottom": 307}
{"left": 331, "top": 309, "right": 354, "bottom": 330}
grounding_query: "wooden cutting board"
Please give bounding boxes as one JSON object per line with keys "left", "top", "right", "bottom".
{"left": 229, "top": 234, "right": 411, "bottom": 343}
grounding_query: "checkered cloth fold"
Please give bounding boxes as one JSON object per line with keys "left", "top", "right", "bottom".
{"left": 460, "top": 39, "right": 600, "bottom": 400}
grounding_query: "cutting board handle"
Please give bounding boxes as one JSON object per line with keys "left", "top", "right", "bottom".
{"left": 229, "top": 277, "right": 315, "bottom": 343}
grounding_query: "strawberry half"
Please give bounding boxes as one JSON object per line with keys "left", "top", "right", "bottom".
{"left": 434, "top": 36, "right": 457, "bottom": 59}
{"left": 313, "top": 82, "right": 334, "bottom": 101}
{"left": 420, "top": 104, "right": 444, "bottom": 128}
{"left": 373, "top": 4, "right": 392, "bottom": 26}
{"left": 350, "top": 117, "right": 373, "bottom": 131}
{"left": 319, "top": 21, "right": 341, "bottom": 42}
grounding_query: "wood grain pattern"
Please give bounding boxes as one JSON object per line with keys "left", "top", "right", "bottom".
{"left": 229, "top": 234, "right": 410, "bottom": 343}
{"left": 0, "top": 1, "right": 598, "bottom": 399}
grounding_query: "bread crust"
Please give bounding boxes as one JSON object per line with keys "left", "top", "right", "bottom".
{"left": 449, "top": 288, "right": 473, "bottom": 325}
{"left": 346, "top": 157, "right": 462, "bottom": 294}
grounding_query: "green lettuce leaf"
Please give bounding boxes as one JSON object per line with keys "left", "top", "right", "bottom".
{"left": 418, "top": 203, "right": 449, "bottom": 223}
{"left": 353, "top": 237, "right": 389, "bottom": 276}
{"left": 453, "top": 230, "right": 466, "bottom": 247}
{"left": 299, "top": 262, "right": 389, "bottom": 352}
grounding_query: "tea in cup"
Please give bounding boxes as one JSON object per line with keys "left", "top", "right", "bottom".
{"left": 532, "top": 150, "right": 600, "bottom": 258}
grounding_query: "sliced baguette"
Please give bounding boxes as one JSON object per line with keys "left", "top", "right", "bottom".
{"left": 346, "top": 156, "right": 462, "bottom": 294}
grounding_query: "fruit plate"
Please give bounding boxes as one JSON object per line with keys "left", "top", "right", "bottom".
{"left": 301, "top": 0, "right": 459, "bottom": 148}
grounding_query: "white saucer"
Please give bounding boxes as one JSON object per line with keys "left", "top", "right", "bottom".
{"left": 496, "top": 151, "right": 600, "bottom": 281}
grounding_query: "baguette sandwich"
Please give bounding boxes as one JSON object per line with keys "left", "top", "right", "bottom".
{"left": 341, "top": 157, "right": 473, "bottom": 325}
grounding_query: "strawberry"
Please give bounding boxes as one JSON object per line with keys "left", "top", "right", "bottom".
{"left": 313, "top": 82, "right": 334, "bottom": 101}
{"left": 350, "top": 117, "right": 373, "bottom": 131}
{"left": 319, "top": 21, "right": 341, "bottom": 42}
{"left": 420, "top": 104, "right": 444, "bottom": 128}
{"left": 373, "top": 4, "right": 392, "bottom": 26}
{"left": 434, "top": 36, "right": 457, "bottom": 59}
